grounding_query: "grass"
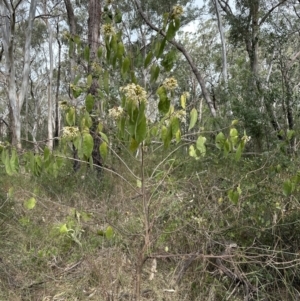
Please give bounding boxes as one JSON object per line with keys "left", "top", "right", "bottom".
{"left": 1, "top": 146, "right": 300, "bottom": 300}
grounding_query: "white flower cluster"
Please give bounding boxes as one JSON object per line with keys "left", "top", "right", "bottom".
{"left": 62, "top": 127, "right": 80, "bottom": 140}
{"left": 120, "top": 83, "right": 147, "bottom": 105}
{"left": 242, "top": 135, "right": 251, "bottom": 142}
{"left": 108, "top": 106, "right": 124, "bottom": 119}
{"left": 102, "top": 24, "right": 115, "bottom": 36}
{"left": 182, "top": 91, "right": 190, "bottom": 99}
{"left": 163, "top": 77, "right": 178, "bottom": 90}
{"left": 174, "top": 110, "right": 186, "bottom": 123}
{"left": 172, "top": 5, "right": 184, "bottom": 18}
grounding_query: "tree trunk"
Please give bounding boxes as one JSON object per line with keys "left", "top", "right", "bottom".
{"left": 213, "top": 0, "right": 228, "bottom": 86}
{"left": 1, "top": 0, "right": 37, "bottom": 149}
{"left": 54, "top": 22, "right": 62, "bottom": 148}
{"left": 44, "top": 0, "right": 54, "bottom": 151}
{"left": 88, "top": 0, "right": 103, "bottom": 171}
{"left": 64, "top": 0, "right": 77, "bottom": 96}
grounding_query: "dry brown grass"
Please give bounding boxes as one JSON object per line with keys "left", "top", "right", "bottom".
{"left": 2, "top": 151, "right": 300, "bottom": 301}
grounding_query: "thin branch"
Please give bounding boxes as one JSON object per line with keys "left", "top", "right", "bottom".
{"left": 259, "top": 0, "right": 288, "bottom": 26}
{"left": 132, "top": 0, "right": 217, "bottom": 118}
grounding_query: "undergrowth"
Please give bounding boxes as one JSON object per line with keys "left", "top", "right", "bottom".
{"left": 1, "top": 148, "right": 300, "bottom": 300}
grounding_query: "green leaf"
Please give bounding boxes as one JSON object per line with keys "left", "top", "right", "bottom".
{"left": 122, "top": 57, "right": 130, "bottom": 75}
{"left": 158, "top": 97, "right": 170, "bottom": 114}
{"left": 161, "top": 50, "right": 176, "bottom": 71}
{"left": 189, "top": 145, "right": 199, "bottom": 160}
{"left": 287, "top": 129, "right": 295, "bottom": 141}
{"left": 97, "top": 47, "right": 103, "bottom": 58}
{"left": 83, "top": 45, "right": 90, "bottom": 61}
{"left": 144, "top": 52, "right": 153, "bottom": 68}
{"left": 117, "top": 42, "right": 124, "bottom": 60}
{"left": 105, "top": 226, "right": 114, "bottom": 240}
{"left": 71, "top": 86, "right": 82, "bottom": 98}
{"left": 87, "top": 74, "right": 93, "bottom": 88}
{"left": 110, "top": 35, "right": 118, "bottom": 52}
{"left": 150, "top": 126, "right": 158, "bottom": 137}
{"left": 283, "top": 180, "right": 294, "bottom": 196}
{"left": 162, "top": 13, "right": 169, "bottom": 29}
{"left": 99, "top": 142, "right": 108, "bottom": 161}
{"left": 235, "top": 143, "right": 242, "bottom": 161}
{"left": 29, "top": 152, "right": 35, "bottom": 173}
{"left": 137, "top": 179, "right": 142, "bottom": 188}
{"left": 224, "top": 139, "right": 231, "bottom": 156}
{"left": 100, "top": 132, "right": 109, "bottom": 144}
{"left": 150, "top": 64, "right": 160, "bottom": 83}
{"left": 175, "top": 129, "right": 181, "bottom": 143}
{"left": 230, "top": 128, "right": 238, "bottom": 147}
{"left": 216, "top": 132, "right": 225, "bottom": 149}
{"left": 82, "top": 133, "right": 94, "bottom": 158}
{"left": 129, "top": 138, "right": 139, "bottom": 152}
{"left": 24, "top": 197, "right": 36, "bottom": 210}
{"left": 85, "top": 93, "right": 94, "bottom": 113}
{"left": 156, "top": 86, "right": 167, "bottom": 111}
{"left": 8, "top": 187, "right": 14, "bottom": 198}
{"left": 171, "top": 117, "right": 180, "bottom": 136}
{"left": 188, "top": 108, "right": 198, "bottom": 131}
{"left": 104, "top": 70, "right": 109, "bottom": 94}
{"left": 174, "top": 18, "right": 180, "bottom": 30}
{"left": 106, "top": 41, "right": 111, "bottom": 61}
{"left": 44, "top": 147, "right": 50, "bottom": 161}
{"left": 73, "top": 75, "right": 81, "bottom": 85}
{"left": 35, "top": 155, "right": 42, "bottom": 168}
{"left": 180, "top": 94, "right": 186, "bottom": 109}
{"left": 196, "top": 136, "right": 206, "bottom": 156}
{"left": 166, "top": 21, "right": 177, "bottom": 40}
{"left": 114, "top": 8, "right": 122, "bottom": 23}
{"left": 161, "top": 125, "right": 172, "bottom": 148}
{"left": 154, "top": 40, "right": 161, "bottom": 57}
{"left": 59, "top": 224, "right": 68, "bottom": 234}
{"left": 66, "top": 107, "right": 75, "bottom": 126}
{"left": 228, "top": 189, "right": 239, "bottom": 205}
{"left": 135, "top": 114, "right": 147, "bottom": 143}
{"left": 84, "top": 112, "right": 93, "bottom": 129}
{"left": 10, "top": 149, "right": 19, "bottom": 173}
{"left": 4, "top": 150, "right": 13, "bottom": 176}
{"left": 131, "top": 71, "right": 137, "bottom": 83}
{"left": 157, "top": 38, "right": 166, "bottom": 58}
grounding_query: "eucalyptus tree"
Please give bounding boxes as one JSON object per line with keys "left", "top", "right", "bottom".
{"left": 0, "top": 0, "right": 38, "bottom": 149}
{"left": 261, "top": 3, "right": 300, "bottom": 148}
{"left": 216, "top": 0, "right": 290, "bottom": 148}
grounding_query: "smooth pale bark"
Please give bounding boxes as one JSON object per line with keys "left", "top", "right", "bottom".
{"left": 43, "top": 0, "right": 54, "bottom": 151}
{"left": 133, "top": 0, "right": 217, "bottom": 118}
{"left": 218, "top": 0, "right": 288, "bottom": 77}
{"left": 212, "top": 0, "right": 228, "bottom": 86}
{"left": 47, "top": 23, "right": 54, "bottom": 151}
{"left": 29, "top": 79, "right": 40, "bottom": 153}
{"left": 54, "top": 22, "right": 62, "bottom": 147}
{"left": 1, "top": 0, "right": 37, "bottom": 149}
